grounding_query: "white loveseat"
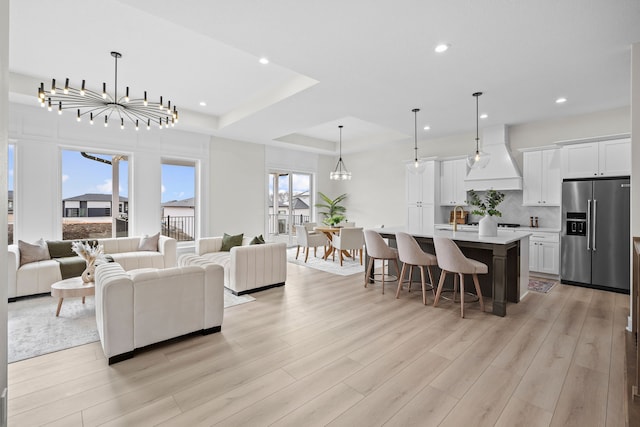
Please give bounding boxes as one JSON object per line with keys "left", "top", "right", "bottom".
{"left": 94, "top": 255, "right": 224, "bottom": 364}
{"left": 196, "top": 237, "right": 287, "bottom": 295}
{"left": 7, "top": 235, "right": 177, "bottom": 300}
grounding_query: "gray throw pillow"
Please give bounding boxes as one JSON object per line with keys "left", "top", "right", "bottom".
{"left": 138, "top": 232, "right": 160, "bottom": 251}
{"left": 250, "top": 234, "right": 265, "bottom": 245}
{"left": 18, "top": 238, "right": 51, "bottom": 266}
{"left": 221, "top": 233, "right": 244, "bottom": 251}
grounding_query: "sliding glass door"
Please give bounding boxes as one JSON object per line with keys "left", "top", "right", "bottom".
{"left": 267, "top": 171, "right": 312, "bottom": 245}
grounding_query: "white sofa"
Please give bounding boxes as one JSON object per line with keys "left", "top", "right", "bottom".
{"left": 7, "top": 236, "right": 177, "bottom": 300}
{"left": 196, "top": 237, "right": 287, "bottom": 295}
{"left": 94, "top": 255, "right": 224, "bottom": 364}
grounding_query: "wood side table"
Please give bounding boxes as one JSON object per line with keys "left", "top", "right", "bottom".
{"left": 50, "top": 277, "right": 95, "bottom": 317}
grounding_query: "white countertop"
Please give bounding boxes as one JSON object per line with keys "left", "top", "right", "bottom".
{"left": 434, "top": 223, "right": 560, "bottom": 233}
{"left": 377, "top": 226, "right": 531, "bottom": 245}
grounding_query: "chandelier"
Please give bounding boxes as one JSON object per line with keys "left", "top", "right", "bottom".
{"left": 330, "top": 125, "right": 352, "bottom": 180}
{"left": 467, "top": 91, "right": 490, "bottom": 168}
{"left": 407, "top": 108, "right": 426, "bottom": 173}
{"left": 37, "top": 51, "right": 178, "bottom": 130}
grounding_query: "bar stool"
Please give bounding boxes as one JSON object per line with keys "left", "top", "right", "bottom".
{"left": 432, "top": 236, "right": 486, "bottom": 318}
{"left": 363, "top": 229, "right": 400, "bottom": 294}
{"left": 395, "top": 232, "right": 438, "bottom": 305}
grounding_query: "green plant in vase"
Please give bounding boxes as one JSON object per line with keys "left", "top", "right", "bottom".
{"left": 315, "top": 192, "right": 347, "bottom": 226}
{"left": 467, "top": 189, "right": 505, "bottom": 217}
{"left": 467, "top": 189, "right": 505, "bottom": 237}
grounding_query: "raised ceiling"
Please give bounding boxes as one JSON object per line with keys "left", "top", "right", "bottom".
{"left": 8, "top": 0, "right": 640, "bottom": 155}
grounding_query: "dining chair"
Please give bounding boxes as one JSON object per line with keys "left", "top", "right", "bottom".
{"left": 432, "top": 236, "right": 486, "bottom": 318}
{"left": 295, "top": 225, "right": 328, "bottom": 263}
{"left": 332, "top": 227, "right": 364, "bottom": 266}
{"left": 395, "top": 232, "right": 438, "bottom": 305}
{"left": 363, "top": 229, "right": 400, "bottom": 294}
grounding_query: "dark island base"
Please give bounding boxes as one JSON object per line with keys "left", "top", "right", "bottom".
{"left": 367, "top": 233, "right": 521, "bottom": 317}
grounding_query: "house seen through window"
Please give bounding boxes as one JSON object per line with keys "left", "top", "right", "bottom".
{"left": 61, "top": 150, "right": 129, "bottom": 239}
{"left": 8, "top": 144, "right": 14, "bottom": 244}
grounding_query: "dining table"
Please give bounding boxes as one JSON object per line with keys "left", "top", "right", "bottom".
{"left": 313, "top": 226, "right": 353, "bottom": 261}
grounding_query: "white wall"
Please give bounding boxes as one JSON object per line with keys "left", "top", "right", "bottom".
{"left": 9, "top": 103, "right": 210, "bottom": 242}
{"left": 1, "top": 0, "right": 9, "bottom": 420}
{"left": 632, "top": 43, "right": 640, "bottom": 238}
{"left": 208, "top": 136, "right": 265, "bottom": 238}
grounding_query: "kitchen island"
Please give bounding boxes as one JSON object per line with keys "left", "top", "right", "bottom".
{"left": 372, "top": 227, "right": 530, "bottom": 317}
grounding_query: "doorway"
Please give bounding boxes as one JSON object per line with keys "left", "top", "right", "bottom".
{"left": 267, "top": 171, "right": 313, "bottom": 246}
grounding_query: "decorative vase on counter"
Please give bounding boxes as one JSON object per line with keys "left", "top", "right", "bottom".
{"left": 479, "top": 215, "right": 498, "bottom": 237}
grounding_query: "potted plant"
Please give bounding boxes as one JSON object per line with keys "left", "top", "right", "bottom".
{"left": 315, "top": 192, "right": 347, "bottom": 226}
{"left": 467, "top": 189, "right": 505, "bottom": 237}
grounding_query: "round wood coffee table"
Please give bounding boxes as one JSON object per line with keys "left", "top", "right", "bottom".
{"left": 50, "top": 277, "right": 95, "bottom": 317}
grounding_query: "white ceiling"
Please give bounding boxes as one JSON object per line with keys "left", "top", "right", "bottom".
{"left": 8, "top": 0, "right": 640, "bottom": 155}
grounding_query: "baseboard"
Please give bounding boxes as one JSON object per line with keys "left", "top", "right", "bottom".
{"left": 228, "top": 282, "right": 285, "bottom": 296}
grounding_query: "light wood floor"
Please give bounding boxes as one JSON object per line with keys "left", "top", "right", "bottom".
{"left": 8, "top": 263, "right": 629, "bottom": 426}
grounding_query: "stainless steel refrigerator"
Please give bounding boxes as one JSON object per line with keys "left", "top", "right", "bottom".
{"left": 561, "top": 177, "right": 630, "bottom": 293}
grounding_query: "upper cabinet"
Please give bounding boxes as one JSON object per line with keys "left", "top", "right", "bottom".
{"left": 522, "top": 148, "right": 561, "bottom": 206}
{"left": 406, "top": 160, "right": 437, "bottom": 205}
{"left": 439, "top": 158, "right": 468, "bottom": 206}
{"left": 561, "top": 138, "right": 630, "bottom": 179}
{"left": 406, "top": 160, "right": 438, "bottom": 234}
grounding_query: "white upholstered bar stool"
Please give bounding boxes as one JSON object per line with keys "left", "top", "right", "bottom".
{"left": 363, "top": 229, "right": 400, "bottom": 294}
{"left": 432, "top": 236, "right": 487, "bottom": 318}
{"left": 295, "top": 225, "right": 328, "bottom": 263}
{"left": 395, "top": 232, "right": 438, "bottom": 305}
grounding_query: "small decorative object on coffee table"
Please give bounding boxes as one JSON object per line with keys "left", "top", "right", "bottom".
{"left": 50, "top": 277, "right": 95, "bottom": 317}
{"left": 72, "top": 241, "right": 107, "bottom": 283}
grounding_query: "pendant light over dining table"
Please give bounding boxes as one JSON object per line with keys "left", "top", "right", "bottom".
{"left": 330, "top": 125, "right": 352, "bottom": 180}
{"left": 407, "top": 108, "right": 426, "bottom": 173}
{"left": 467, "top": 91, "right": 490, "bottom": 169}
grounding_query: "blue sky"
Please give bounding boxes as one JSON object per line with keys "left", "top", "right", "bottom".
{"left": 8, "top": 145, "right": 13, "bottom": 191}
{"left": 269, "top": 173, "right": 311, "bottom": 197}
{"left": 55, "top": 150, "right": 194, "bottom": 202}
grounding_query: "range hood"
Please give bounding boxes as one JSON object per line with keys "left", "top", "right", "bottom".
{"left": 464, "top": 125, "right": 522, "bottom": 191}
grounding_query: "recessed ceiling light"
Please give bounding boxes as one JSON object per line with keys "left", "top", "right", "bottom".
{"left": 480, "top": 113, "right": 488, "bottom": 119}
{"left": 423, "top": 125, "right": 431, "bottom": 131}
{"left": 556, "top": 97, "right": 567, "bottom": 104}
{"left": 199, "top": 101, "right": 207, "bottom": 107}
{"left": 259, "top": 57, "right": 269, "bottom": 65}
{"left": 434, "top": 44, "right": 449, "bottom": 53}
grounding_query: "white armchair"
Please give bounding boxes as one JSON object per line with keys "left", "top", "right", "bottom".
{"left": 332, "top": 227, "right": 364, "bottom": 266}
{"left": 295, "top": 225, "right": 328, "bottom": 263}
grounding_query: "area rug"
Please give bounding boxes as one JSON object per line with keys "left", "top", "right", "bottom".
{"left": 9, "top": 290, "right": 255, "bottom": 363}
{"left": 287, "top": 247, "right": 365, "bottom": 276}
{"left": 528, "top": 278, "right": 557, "bottom": 293}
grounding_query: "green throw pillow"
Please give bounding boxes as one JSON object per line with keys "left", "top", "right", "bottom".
{"left": 221, "top": 233, "right": 244, "bottom": 251}
{"left": 250, "top": 234, "right": 265, "bottom": 245}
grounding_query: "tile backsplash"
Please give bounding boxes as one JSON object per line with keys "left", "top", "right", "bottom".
{"left": 440, "top": 190, "right": 561, "bottom": 228}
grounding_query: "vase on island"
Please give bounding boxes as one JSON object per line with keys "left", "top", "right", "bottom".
{"left": 478, "top": 215, "right": 498, "bottom": 237}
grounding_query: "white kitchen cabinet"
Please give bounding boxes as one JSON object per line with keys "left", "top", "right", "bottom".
{"left": 407, "top": 204, "right": 435, "bottom": 235}
{"left": 561, "top": 138, "right": 630, "bottom": 178}
{"left": 529, "top": 231, "right": 559, "bottom": 275}
{"left": 522, "top": 148, "right": 561, "bottom": 206}
{"left": 439, "top": 158, "right": 468, "bottom": 206}
{"left": 406, "top": 160, "right": 438, "bottom": 234}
